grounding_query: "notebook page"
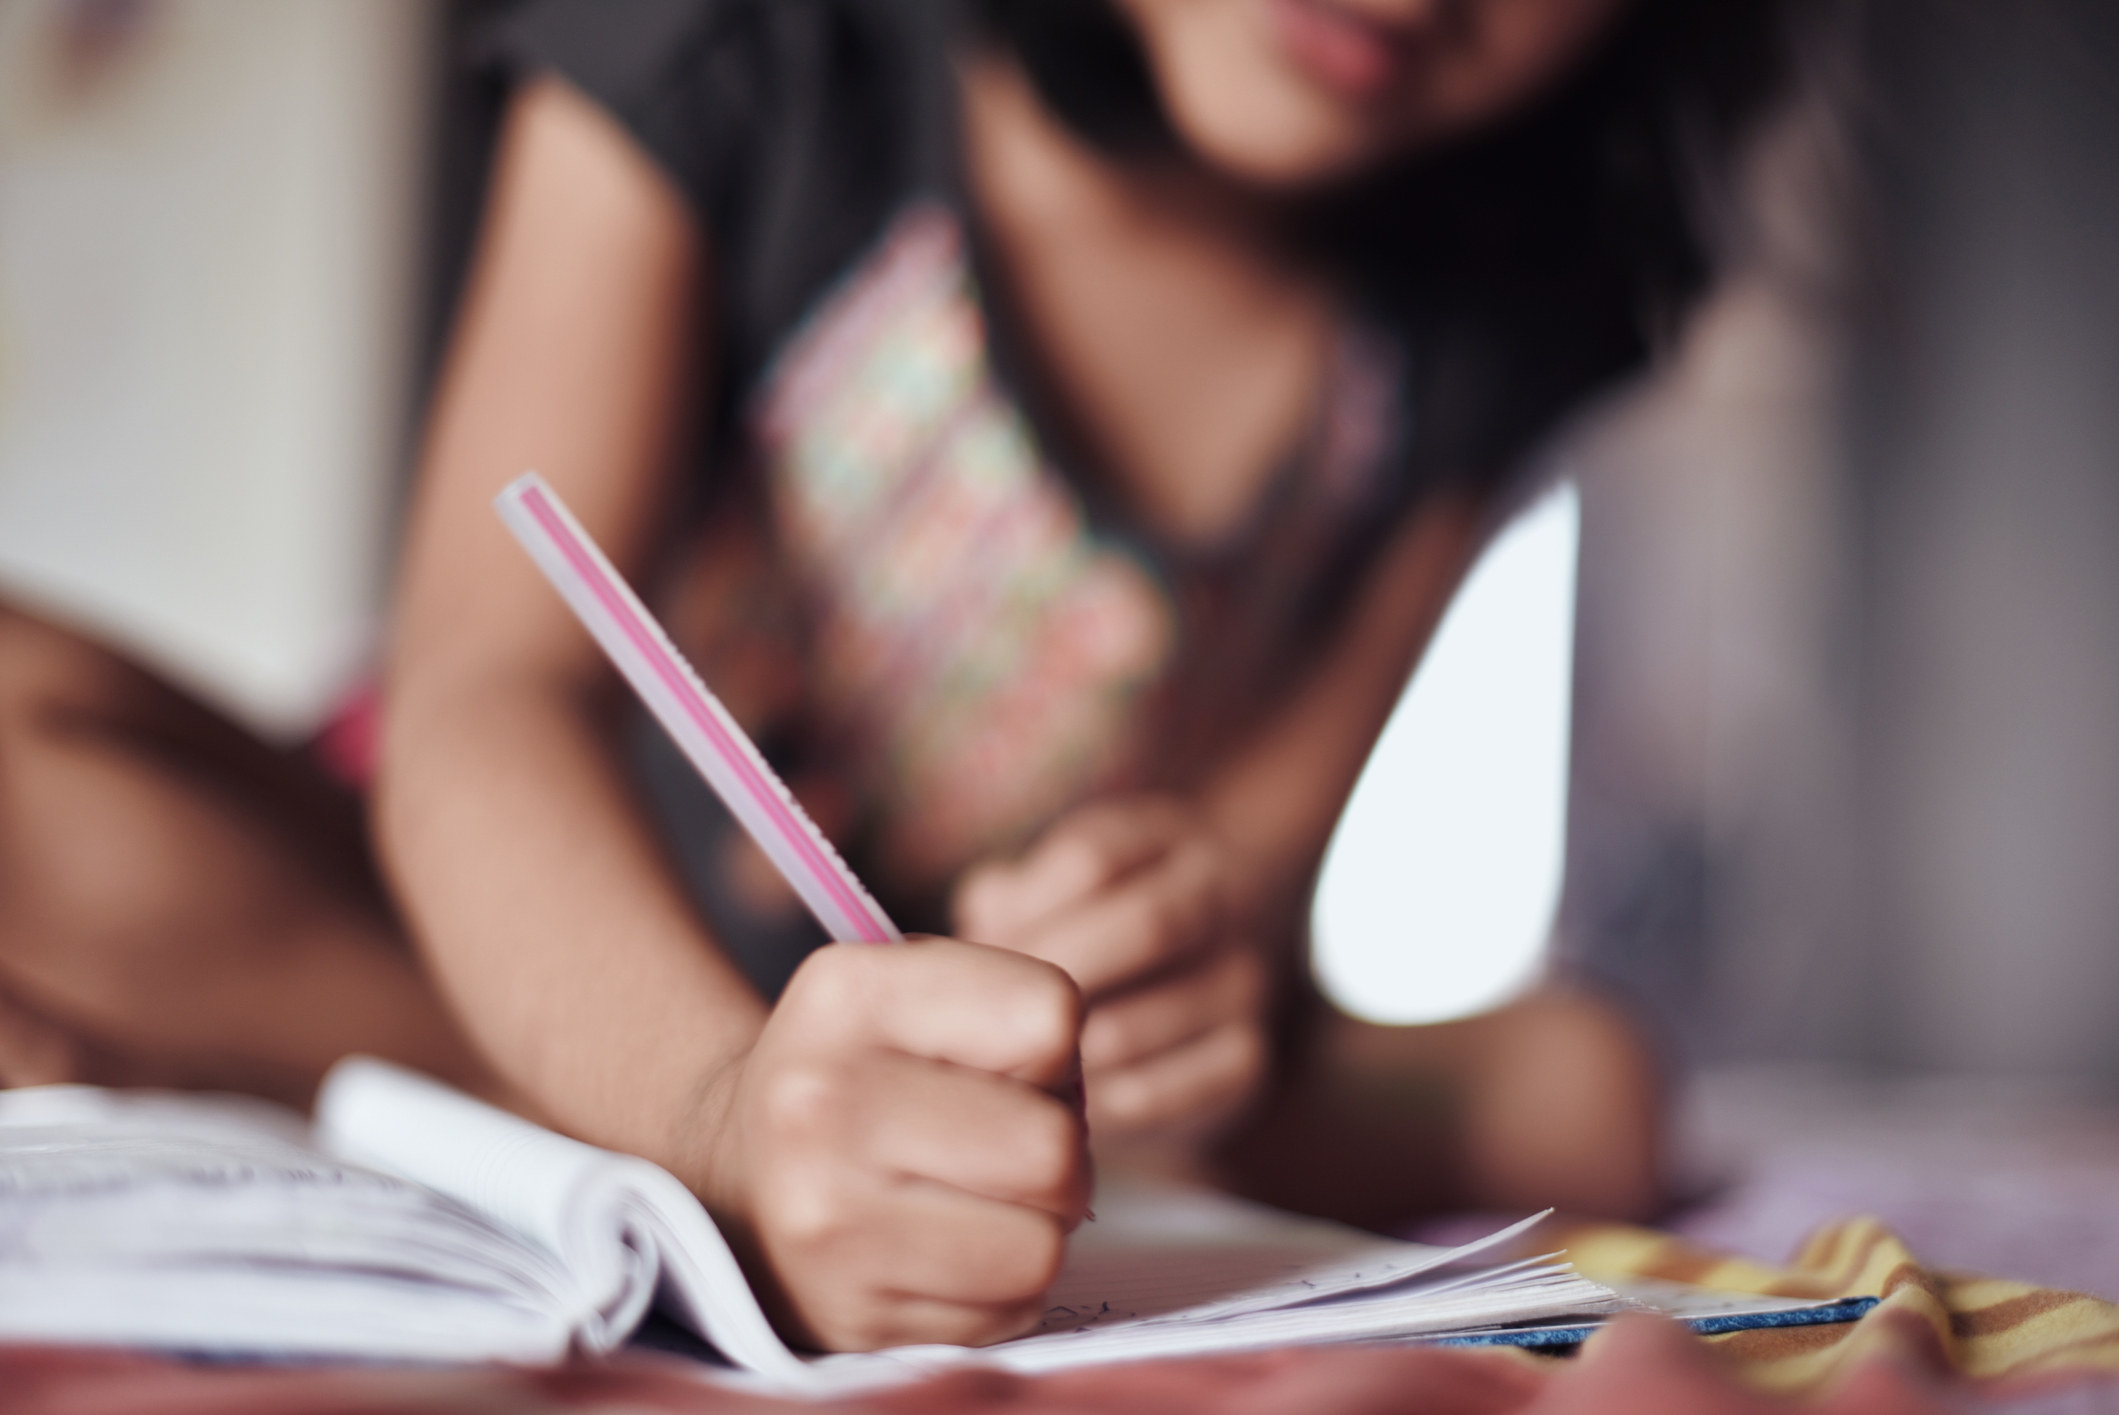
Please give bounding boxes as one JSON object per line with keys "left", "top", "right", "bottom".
{"left": 0, "top": 1085, "right": 578, "bottom": 1360}
{"left": 17, "top": 1182, "right": 564, "bottom": 1298}
{"left": 994, "top": 1261, "right": 1620, "bottom": 1372}
{"left": 315, "top": 1058, "right": 806, "bottom": 1382}
{"left": 1037, "top": 1179, "right": 1557, "bottom": 1331}
{"left": 3, "top": 1080, "right": 1617, "bottom": 1383}
{"left": 0, "top": 1267, "right": 573, "bottom": 1363}
{"left": 0, "top": 1085, "right": 553, "bottom": 1293}
{"left": 800, "top": 1255, "right": 1617, "bottom": 1392}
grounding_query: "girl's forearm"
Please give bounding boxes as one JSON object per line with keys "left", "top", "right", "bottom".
{"left": 376, "top": 678, "right": 766, "bottom": 1189}
{"left": 1200, "top": 493, "right": 1483, "bottom": 932}
{"left": 374, "top": 74, "right": 744, "bottom": 1185}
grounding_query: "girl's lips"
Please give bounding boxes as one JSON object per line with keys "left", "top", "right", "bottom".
{"left": 1265, "top": 0, "right": 1415, "bottom": 100}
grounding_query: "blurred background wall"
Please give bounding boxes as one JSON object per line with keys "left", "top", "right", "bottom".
{"left": 1563, "top": 0, "right": 2119, "bottom": 1090}
{"left": 0, "top": 0, "right": 433, "bottom": 737}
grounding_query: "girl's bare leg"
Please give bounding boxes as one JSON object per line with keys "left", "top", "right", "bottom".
{"left": 0, "top": 607, "right": 489, "bottom": 1105}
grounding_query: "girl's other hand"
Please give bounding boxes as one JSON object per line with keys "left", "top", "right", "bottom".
{"left": 952, "top": 798, "right": 1270, "bottom": 1147}
{"left": 687, "top": 937, "right": 1090, "bottom": 1352}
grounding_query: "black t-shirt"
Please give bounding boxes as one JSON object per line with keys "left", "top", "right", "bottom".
{"left": 492, "top": 0, "right": 1421, "bottom": 977}
{"left": 485, "top": 0, "right": 1689, "bottom": 992}
{"left": 496, "top": 0, "right": 965, "bottom": 474}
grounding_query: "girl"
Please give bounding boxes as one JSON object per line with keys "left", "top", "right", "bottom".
{"left": 0, "top": 0, "right": 1798, "bottom": 1354}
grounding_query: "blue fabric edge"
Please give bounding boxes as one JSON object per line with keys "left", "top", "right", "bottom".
{"left": 1426, "top": 1296, "right": 1882, "bottom": 1350}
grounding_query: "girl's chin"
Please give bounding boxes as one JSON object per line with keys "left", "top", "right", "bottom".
{"left": 1179, "top": 113, "right": 1379, "bottom": 191}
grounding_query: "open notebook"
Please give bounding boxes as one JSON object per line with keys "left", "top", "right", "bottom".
{"left": 0, "top": 1059, "right": 1846, "bottom": 1393}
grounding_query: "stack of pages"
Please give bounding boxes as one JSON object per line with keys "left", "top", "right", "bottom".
{"left": 0, "top": 1059, "right": 1834, "bottom": 1394}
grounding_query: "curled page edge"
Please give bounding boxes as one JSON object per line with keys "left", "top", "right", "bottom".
{"left": 315, "top": 1057, "right": 809, "bottom": 1384}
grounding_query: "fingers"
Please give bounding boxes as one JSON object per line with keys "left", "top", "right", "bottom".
{"left": 1000, "top": 836, "right": 1225, "bottom": 999}
{"left": 757, "top": 1046, "right": 1091, "bottom": 1223}
{"left": 953, "top": 797, "right": 1191, "bottom": 943}
{"left": 1072, "top": 944, "right": 1270, "bottom": 1143}
{"left": 789, "top": 1280, "right": 1051, "bottom": 1352}
{"left": 755, "top": 1151, "right": 1067, "bottom": 1348}
{"left": 846, "top": 1293, "right": 1049, "bottom": 1352}
{"left": 758, "top": 1174, "right": 1070, "bottom": 1333}
{"left": 1087, "top": 1018, "right": 1267, "bottom": 1141}
{"left": 783, "top": 936, "right": 1082, "bottom": 1090}
{"left": 1079, "top": 944, "right": 1265, "bottom": 1075}
{"left": 941, "top": 796, "right": 1271, "bottom": 1150}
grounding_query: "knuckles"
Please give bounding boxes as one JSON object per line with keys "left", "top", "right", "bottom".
{"left": 795, "top": 938, "right": 1086, "bottom": 1079}
{"left": 987, "top": 958, "right": 1084, "bottom": 1075}
{"left": 751, "top": 1162, "right": 859, "bottom": 1256}
{"left": 752, "top": 1055, "right": 852, "bottom": 1142}
{"left": 779, "top": 942, "right": 877, "bottom": 1020}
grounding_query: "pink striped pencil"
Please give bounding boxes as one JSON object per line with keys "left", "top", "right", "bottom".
{"left": 495, "top": 472, "right": 902, "bottom": 944}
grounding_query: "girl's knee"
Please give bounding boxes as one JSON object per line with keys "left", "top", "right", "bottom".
{"left": 0, "top": 607, "right": 140, "bottom": 723}
{"left": 0, "top": 611, "right": 231, "bottom": 993}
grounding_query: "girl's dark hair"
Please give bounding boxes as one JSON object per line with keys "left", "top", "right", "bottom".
{"left": 975, "top": 0, "right": 1808, "bottom": 486}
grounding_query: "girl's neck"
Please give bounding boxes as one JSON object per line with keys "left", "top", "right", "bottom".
{"left": 957, "top": 52, "right": 1340, "bottom": 548}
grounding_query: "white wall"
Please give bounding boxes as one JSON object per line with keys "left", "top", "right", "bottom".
{"left": 0, "top": 0, "right": 432, "bottom": 738}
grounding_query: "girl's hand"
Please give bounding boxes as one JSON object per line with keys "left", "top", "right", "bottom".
{"left": 689, "top": 937, "right": 1090, "bottom": 1352}
{"left": 952, "top": 798, "right": 1270, "bottom": 1147}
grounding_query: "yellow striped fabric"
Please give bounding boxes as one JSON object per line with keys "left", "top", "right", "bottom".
{"left": 1548, "top": 1217, "right": 2119, "bottom": 1399}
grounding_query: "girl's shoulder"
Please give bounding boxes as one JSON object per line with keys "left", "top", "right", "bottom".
{"left": 492, "top": 0, "right": 965, "bottom": 389}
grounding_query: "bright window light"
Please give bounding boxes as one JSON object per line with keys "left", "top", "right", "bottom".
{"left": 1311, "top": 481, "right": 1579, "bottom": 1025}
